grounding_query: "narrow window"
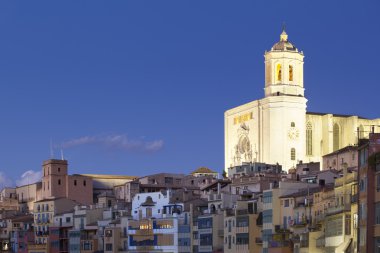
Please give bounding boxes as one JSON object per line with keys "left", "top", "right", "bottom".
{"left": 291, "top": 122, "right": 295, "bottom": 127}
{"left": 306, "top": 122, "right": 313, "bottom": 156}
{"left": 83, "top": 180, "right": 86, "bottom": 186}
{"left": 333, "top": 123, "right": 340, "bottom": 151}
{"left": 58, "top": 179, "right": 61, "bottom": 185}
{"left": 74, "top": 180, "right": 77, "bottom": 186}
{"left": 289, "top": 65, "right": 293, "bottom": 81}
{"left": 291, "top": 148, "right": 296, "bottom": 161}
{"left": 58, "top": 168, "right": 60, "bottom": 172}
{"left": 276, "top": 64, "right": 282, "bottom": 81}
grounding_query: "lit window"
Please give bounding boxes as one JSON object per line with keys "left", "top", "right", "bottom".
{"left": 289, "top": 65, "right": 293, "bottom": 81}
{"left": 276, "top": 64, "right": 282, "bottom": 81}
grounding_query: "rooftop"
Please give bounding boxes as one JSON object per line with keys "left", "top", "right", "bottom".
{"left": 77, "top": 174, "right": 138, "bottom": 180}
{"left": 191, "top": 167, "right": 217, "bottom": 175}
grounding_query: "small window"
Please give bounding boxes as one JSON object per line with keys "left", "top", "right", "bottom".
{"left": 291, "top": 148, "right": 296, "bottom": 161}
{"left": 58, "top": 179, "right": 61, "bottom": 185}
{"left": 74, "top": 180, "right": 77, "bottom": 186}
{"left": 83, "top": 180, "right": 86, "bottom": 186}
{"left": 66, "top": 217, "right": 71, "bottom": 223}
{"left": 289, "top": 65, "right": 293, "bottom": 81}
{"left": 105, "top": 243, "right": 113, "bottom": 251}
{"left": 291, "top": 122, "right": 295, "bottom": 127}
{"left": 105, "top": 230, "right": 112, "bottom": 237}
{"left": 58, "top": 167, "right": 60, "bottom": 172}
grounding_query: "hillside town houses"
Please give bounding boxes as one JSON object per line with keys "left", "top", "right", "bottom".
{"left": 0, "top": 133, "right": 378, "bottom": 253}
{"left": 1, "top": 30, "right": 380, "bottom": 253}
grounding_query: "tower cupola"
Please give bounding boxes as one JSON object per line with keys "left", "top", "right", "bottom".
{"left": 264, "top": 28, "right": 304, "bottom": 97}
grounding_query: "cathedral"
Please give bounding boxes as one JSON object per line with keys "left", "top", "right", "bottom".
{"left": 224, "top": 29, "right": 380, "bottom": 172}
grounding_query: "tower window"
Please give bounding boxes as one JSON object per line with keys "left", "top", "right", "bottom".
{"left": 276, "top": 64, "right": 282, "bottom": 81}
{"left": 291, "top": 148, "right": 296, "bottom": 161}
{"left": 333, "top": 123, "right": 340, "bottom": 151}
{"left": 58, "top": 179, "right": 61, "bottom": 185}
{"left": 306, "top": 122, "right": 313, "bottom": 156}
{"left": 74, "top": 180, "right": 77, "bottom": 186}
{"left": 83, "top": 180, "right": 86, "bottom": 186}
{"left": 289, "top": 65, "right": 293, "bottom": 81}
{"left": 58, "top": 168, "right": 60, "bottom": 172}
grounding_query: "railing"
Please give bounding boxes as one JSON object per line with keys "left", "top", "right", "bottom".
{"left": 35, "top": 231, "right": 49, "bottom": 237}
{"left": 291, "top": 219, "right": 308, "bottom": 227}
{"left": 314, "top": 214, "right": 325, "bottom": 224}
{"left": 269, "top": 240, "right": 291, "bottom": 248}
{"left": 237, "top": 209, "right": 248, "bottom": 215}
{"left": 326, "top": 203, "right": 351, "bottom": 215}
{"left": 80, "top": 235, "right": 97, "bottom": 240}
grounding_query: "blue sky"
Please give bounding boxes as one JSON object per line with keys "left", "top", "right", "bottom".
{"left": 0, "top": 1, "right": 379, "bottom": 185}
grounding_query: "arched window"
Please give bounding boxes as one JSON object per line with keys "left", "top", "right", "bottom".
{"left": 306, "top": 122, "right": 313, "bottom": 156}
{"left": 289, "top": 65, "right": 293, "bottom": 81}
{"left": 276, "top": 64, "right": 282, "bottom": 81}
{"left": 333, "top": 123, "right": 340, "bottom": 151}
{"left": 291, "top": 148, "right": 296, "bottom": 161}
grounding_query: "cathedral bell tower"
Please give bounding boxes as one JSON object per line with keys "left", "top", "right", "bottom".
{"left": 260, "top": 28, "right": 307, "bottom": 171}
{"left": 264, "top": 29, "right": 304, "bottom": 97}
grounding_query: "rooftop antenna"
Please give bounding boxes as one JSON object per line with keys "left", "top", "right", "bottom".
{"left": 50, "top": 138, "right": 54, "bottom": 159}
{"left": 282, "top": 22, "right": 286, "bottom": 32}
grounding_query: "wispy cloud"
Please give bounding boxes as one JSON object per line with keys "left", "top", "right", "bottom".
{"left": 16, "top": 170, "right": 42, "bottom": 187}
{"left": 0, "top": 169, "right": 42, "bottom": 188}
{"left": 59, "top": 134, "right": 164, "bottom": 152}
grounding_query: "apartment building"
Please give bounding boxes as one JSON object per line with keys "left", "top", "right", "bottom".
{"left": 262, "top": 180, "right": 313, "bottom": 253}
{"left": 358, "top": 133, "right": 380, "bottom": 253}
{"left": 224, "top": 198, "right": 262, "bottom": 253}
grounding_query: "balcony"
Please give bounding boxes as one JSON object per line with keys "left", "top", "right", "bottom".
{"left": 28, "top": 244, "right": 47, "bottom": 251}
{"left": 255, "top": 237, "right": 263, "bottom": 244}
{"left": 237, "top": 209, "right": 249, "bottom": 216}
{"left": 314, "top": 214, "right": 325, "bottom": 224}
{"left": 80, "top": 235, "right": 97, "bottom": 240}
{"left": 326, "top": 203, "right": 351, "bottom": 216}
{"left": 35, "top": 231, "right": 49, "bottom": 237}
{"left": 217, "top": 229, "right": 224, "bottom": 237}
{"left": 291, "top": 219, "right": 308, "bottom": 227}
{"left": 208, "top": 194, "right": 222, "bottom": 201}
{"left": 269, "top": 240, "right": 291, "bottom": 248}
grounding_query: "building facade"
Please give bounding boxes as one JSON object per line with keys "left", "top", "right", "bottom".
{"left": 225, "top": 29, "right": 380, "bottom": 172}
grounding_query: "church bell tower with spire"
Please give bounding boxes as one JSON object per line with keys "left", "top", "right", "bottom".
{"left": 260, "top": 28, "right": 308, "bottom": 170}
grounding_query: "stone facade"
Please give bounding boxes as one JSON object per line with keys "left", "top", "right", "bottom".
{"left": 225, "top": 30, "right": 380, "bottom": 172}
